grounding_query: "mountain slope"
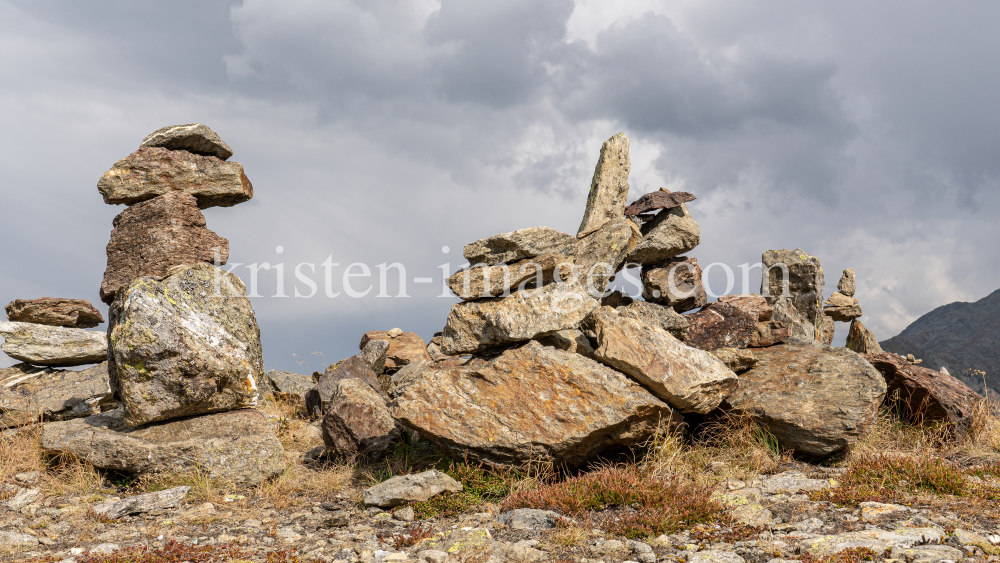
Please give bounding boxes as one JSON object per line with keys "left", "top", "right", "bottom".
{"left": 880, "top": 288, "right": 1000, "bottom": 395}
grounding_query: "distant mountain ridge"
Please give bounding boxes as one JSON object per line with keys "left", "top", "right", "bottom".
{"left": 880, "top": 288, "right": 1000, "bottom": 395}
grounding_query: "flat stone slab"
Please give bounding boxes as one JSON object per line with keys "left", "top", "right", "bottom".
{"left": 5, "top": 298, "right": 104, "bottom": 328}
{"left": 91, "top": 486, "right": 190, "bottom": 519}
{"left": 140, "top": 123, "right": 233, "bottom": 160}
{"left": 1, "top": 362, "right": 111, "bottom": 428}
{"left": 0, "top": 322, "right": 107, "bottom": 367}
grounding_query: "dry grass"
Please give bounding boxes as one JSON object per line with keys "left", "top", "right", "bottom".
{"left": 545, "top": 521, "right": 590, "bottom": 548}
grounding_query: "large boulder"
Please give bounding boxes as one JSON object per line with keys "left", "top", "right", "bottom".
{"left": 307, "top": 355, "right": 383, "bottom": 417}
{"left": 624, "top": 189, "right": 697, "bottom": 216}
{"left": 99, "top": 192, "right": 229, "bottom": 304}
{"left": 590, "top": 307, "right": 738, "bottom": 414}
{"left": 0, "top": 322, "right": 107, "bottom": 367}
{"left": 5, "top": 298, "right": 104, "bottom": 328}
{"left": 447, "top": 254, "right": 574, "bottom": 301}
{"left": 863, "top": 353, "right": 979, "bottom": 436}
{"left": 359, "top": 329, "right": 432, "bottom": 372}
{"left": 321, "top": 378, "right": 400, "bottom": 458}
{"left": 439, "top": 282, "right": 599, "bottom": 355}
{"left": 626, "top": 203, "right": 700, "bottom": 265}
{"left": 760, "top": 249, "right": 825, "bottom": 341}
{"left": 574, "top": 216, "right": 637, "bottom": 295}
{"left": 97, "top": 147, "right": 253, "bottom": 208}
{"left": 1, "top": 363, "right": 112, "bottom": 428}
{"left": 41, "top": 408, "right": 283, "bottom": 486}
{"left": 846, "top": 319, "right": 883, "bottom": 354}
{"left": 641, "top": 256, "right": 707, "bottom": 313}
{"left": 140, "top": 123, "right": 234, "bottom": 160}
{"left": 723, "top": 339, "right": 887, "bottom": 457}
{"left": 463, "top": 227, "right": 578, "bottom": 266}
{"left": 683, "top": 303, "right": 758, "bottom": 351}
{"left": 577, "top": 132, "right": 631, "bottom": 238}
{"left": 390, "top": 341, "right": 680, "bottom": 467}
{"left": 107, "top": 262, "right": 262, "bottom": 427}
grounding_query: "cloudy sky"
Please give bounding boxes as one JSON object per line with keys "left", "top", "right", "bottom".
{"left": 2, "top": 0, "right": 998, "bottom": 373}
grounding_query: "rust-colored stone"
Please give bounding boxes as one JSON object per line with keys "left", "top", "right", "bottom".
{"left": 5, "top": 298, "right": 104, "bottom": 328}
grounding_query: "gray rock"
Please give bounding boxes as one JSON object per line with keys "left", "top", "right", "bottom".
{"left": 641, "top": 256, "right": 707, "bottom": 313}
{"left": 724, "top": 339, "right": 887, "bottom": 456}
{"left": 41, "top": 408, "right": 283, "bottom": 486}
{"left": 359, "top": 339, "right": 390, "bottom": 376}
{"left": 575, "top": 215, "right": 637, "bottom": 295}
{"left": 91, "top": 486, "right": 190, "bottom": 519}
{"left": 439, "top": 282, "right": 599, "bottom": 355}
{"left": 447, "top": 254, "right": 574, "bottom": 300}
{"left": 823, "top": 292, "right": 862, "bottom": 321}
{"left": 6, "top": 487, "right": 41, "bottom": 510}
{"left": 499, "top": 508, "right": 559, "bottom": 530}
{"left": 800, "top": 527, "right": 946, "bottom": 558}
{"left": 0, "top": 322, "right": 107, "bottom": 367}
{"left": 590, "top": 307, "right": 738, "bottom": 414}
{"left": 1, "top": 362, "right": 112, "bottom": 428}
{"left": 362, "top": 469, "right": 463, "bottom": 508}
{"left": 260, "top": 370, "right": 315, "bottom": 401}
{"left": 846, "top": 319, "right": 883, "bottom": 354}
{"left": 98, "top": 147, "right": 252, "bottom": 208}
{"left": 577, "top": 132, "right": 631, "bottom": 238}
{"left": 321, "top": 378, "right": 400, "bottom": 458}
{"left": 687, "top": 550, "right": 745, "bottom": 563}
{"left": 760, "top": 471, "right": 836, "bottom": 494}
{"left": 616, "top": 300, "right": 690, "bottom": 340}
{"left": 140, "top": 123, "right": 234, "bottom": 160}
{"left": 0, "top": 530, "right": 38, "bottom": 547}
{"left": 761, "top": 249, "right": 825, "bottom": 341}
{"left": 837, "top": 268, "right": 856, "bottom": 297}
{"left": 417, "top": 550, "right": 449, "bottom": 563}
{"left": 626, "top": 203, "right": 701, "bottom": 265}
{"left": 624, "top": 189, "right": 697, "bottom": 216}
{"left": 4, "top": 298, "right": 104, "bottom": 328}
{"left": 108, "top": 263, "right": 262, "bottom": 427}
{"left": 536, "top": 329, "right": 597, "bottom": 360}
{"left": 307, "top": 355, "right": 383, "bottom": 417}
{"left": 463, "top": 227, "right": 578, "bottom": 266}
{"left": 390, "top": 341, "right": 680, "bottom": 467}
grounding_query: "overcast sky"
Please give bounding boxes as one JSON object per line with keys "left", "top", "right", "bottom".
{"left": 2, "top": 0, "right": 998, "bottom": 373}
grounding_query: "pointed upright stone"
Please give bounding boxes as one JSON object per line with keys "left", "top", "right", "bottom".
{"left": 576, "top": 133, "right": 630, "bottom": 239}
{"left": 846, "top": 319, "right": 883, "bottom": 354}
{"left": 838, "top": 268, "right": 856, "bottom": 297}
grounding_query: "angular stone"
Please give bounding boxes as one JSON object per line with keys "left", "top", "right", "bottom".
{"left": 710, "top": 348, "right": 757, "bottom": 373}
{"left": 5, "top": 487, "right": 41, "bottom": 511}
{"left": 717, "top": 294, "right": 772, "bottom": 322}
{"left": 684, "top": 303, "right": 758, "bottom": 351}
{"left": 626, "top": 203, "right": 700, "bottom": 265}
{"left": 616, "top": 300, "right": 689, "bottom": 341}
{"left": 99, "top": 192, "right": 229, "bottom": 304}
{"left": 439, "top": 282, "right": 599, "bottom": 355}
{"left": 748, "top": 321, "right": 791, "bottom": 348}
{"left": 359, "top": 339, "right": 390, "bottom": 375}
{"left": 863, "top": 352, "right": 979, "bottom": 436}
{"left": 5, "top": 298, "right": 104, "bottom": 328}
{"left": 390, "top": 341, "right": 679, "bottom": 466}
{"left": 359, "top": 330, "right": 431, "bottom": 372}
{"left": 574, "top": 215, "right": 637, "bottom": 296}
{"left": 819, "top": 315, "right": 836, "bottom": 345}
{"left": 0, "top": 530, "right": 38, "bottom": 547}
{"left": 91, "top": 486, "right": 190, "bottom": 519}
{"left": 260, "top": 370, "right": 315, "bottom": 401}
{"left": 641, "top": 256, "right": 707, "bottom": 313}
{"left": 577, "top": 132, "right": 630, "bottom": 238}
{"left": 801, "top": 527, "right": 945, "bottom": 558}
{"left": 760, "top": 471, "right": 836, "bottom": 495}
{"left": 600, "top": 290, "right": 634, "bottom": 308}
{"left": 590, "top": 308, "right": 738, "bottom": 414}
{"left": 98, "top": 147, "right": 253, "bottom": 208}
{"left": 140, "top": 123, "right": 234, "bottom": 160}
{"left": 499, "top": 508, "right": 559, "bottom": 530}
{"left": 823, "top": 292, "right": 863, "bottom": 322}
{"left": 363, "top": 469, "right": 463, "bottom": 508}
{"left": 824, "top": 292, "right": 856, "bottom": 308}
{"left": 447, "top": 254, "right": 574, "bottom": 300}
{"left": 761, "top": 249, "right": 825, "bottom": 341}
{"left": 321, "top": 378, "right": 400, "bottom": 458}
{"left": 858, "top": 501, "right": 910, "bottom": 523}
{"left": 41, "top": 408, "right": 284, "bottom": 486}
{"left": 107, "top": 262, "right": 262, "bottom": 427}
{"left": 535, "top": 329, "right": 596, "bottom": 360}
{"left": 687, "top": 550, "right": 745, "bottom": 563}
{"left": 837, "top": 268, "right": 856, "bottom": 297}
{"left": 307, "top": 356, "right": 383, "bottom": 417}
{"left": 1, "top": 362, "right": 111, "bottom": 428}
{"left": 624, "top": 189, "right": 697, "bottom": 216}
{"left": 846, "top": 319, "right": 883, "bottom": 354}
{"left": 0, "top": 322, "right": 107, "bottom": 367}
{"left": 463, "top": 227, "right": 578, "bottom": 266}
{"left": 723, "top": 339, "right": 887, "bottom": 457}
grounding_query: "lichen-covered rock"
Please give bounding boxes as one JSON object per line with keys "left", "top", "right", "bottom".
{"left": 615, "top": 300, "right": 690, "bottom": 341}
{"left": 724, "top": 339, "right": 887, "bottom": 456}
{"left": 535, "top": 329, "right": 597, "bottom": 360}
{"left": 5, "top": 298, "right": 104, "bottom": 328}
{"left": 819, "top": 315, "right": 836, "bottom": 345}
{"left": 577, "top": 132, "right": 631, "bottom": 238}
{"left": 99, "top": 192, "right": 229, "bottom": 304}
{"left": 717, "top": 294, "right": 772, "bottom": 322}
{"left": 390, "top": 341, "right": 679, "bottom": 467}
{"left": 260, "top": 370, "right": 315, "bottom": 401}
{"left": 761, "top": 249, "right": 825, "bottom": 341}
{"left": 1, "top": 363, "right": 112, "bottom": 428}
{"left": 626, "top": 203, "right": 700, "bottom": 265}
{"left": 447, "top": 254, "right": 574, "bottom": 300}
{"left": 98, "top": 147, "right": 253, "bottom": 208}
{"left": 359, "top": 330, "right": 431, "bottom": 372}
{"left": 439, "top": 282, "right": 599, "bottom": 355}
{"left": 846, "top": 319, "right": 883, "bottom": 354}
{"left": 684, "top": 303, "right": 758, "bottom": 350}
{"left": 574, "top": 216, "right": 637, "bottom": 295}
{"left": 307, "top": 356, "right": 383, "bottom": 417}
{"left": 641, "top": 256, "right": 707, "bottom": 313}
{"left": 40, "top": 408, "right": 283, "bottom": 486}
{"left": 590, "top": 307, "right": 738, "bottom": 414}
{"left": 359, "top": 338, "right": 390, "bottom": 375}
{"left": 0, "top": 322, "right": 107, "bottom": 367}
{"left": 823, "top": 292, "right": 863, "bottom": 321}
{"left": 710, "top": 348, "right": 758, "bottom": 373}
{"left": 837, "top": 268, "right": 856, "bottom": 297}
{"left": 140, "top": 123, "right": 233, "bottom": 160}
{"left": 463, "top": 227, "right": 578, "bottom": 266}
{"left": 748, "top": 321, "right": 791, "bottom": 348}
{"left": 321, "top": 378, "right": 400, "bottom": 458}
{"left": 363, "top": 470, "right": 463, "bottom": 508}
{"left": 107, "top": 262, "right": 262, "bottom": 427}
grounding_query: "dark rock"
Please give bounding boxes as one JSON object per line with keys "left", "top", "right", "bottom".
{"left": 748, "top": 321, "right": 791, "bottom": 348}
{"left": 307, "top": 356, "right": 383, "bottom": 417}
{"left": 761, "top": 249, "right": 825, "bottom": 341}
{"left": 626, "top": 203, "right": 700, "bottom": 265}
{"left": 260, "top": 370, "right": 315, "bottom": 402}
{"left": 359, "top": 330, "right": 431, "bottom": 372}
{"left": 641, "top": 257, "right": 707, "bottom": 313}
{"left": 577, "top": 132, "right": 630, "bottom": 238}
{"left": 99, "top": 192, "right": 229, "bottom": 304}
{"left": 684, "top": 303, "right": 758, "bottom": 350}
{"left": 624, "top": 189, "right": 697, "bottom": 216}
{"left": 321, "top": 378, "right": 400, "bottom": 458}
{"left": 98, "top": 147, "right": 253, "bottom": 208}
{"left": 600, "top": 290, "right": 634, "bottom": 308}
{"left": 359, "top": 339, "right": 390, "bottom": 376}
{"left": 0, "top": 322, "right": 107, "bottom": 367}
{"left": 463, "top": 227, "right": 578, "bottom": 266}
{"left": 5, "top": 298, "right": 104, "bottom": 328}
{"left": 847, "top": 319, "right": 883, "bottom": 354}
{"left": 717, "top": 294, "right": 772, "bottom": 322}
{"left": 536, "top": 329, "right": 597, "bottom": 360}
{"left": 140, "top": 123, "right": 233, "bottom": 160}
{"left": 711, "top": 348, "right": 757, "bottom": 373}
{"left": 1, "top": 363, "right": 112, "bottom": 428}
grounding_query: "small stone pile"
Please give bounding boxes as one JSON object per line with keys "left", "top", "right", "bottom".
{"left": 36, "top": 124, "right": 283, "bottom": 486}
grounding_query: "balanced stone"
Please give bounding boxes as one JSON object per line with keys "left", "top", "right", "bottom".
{"left": 641, "top": 256, "right": 707, "bottom": 313}
{"left": 463, "top": 227, "right": 578, "bottom": 266}
{"left": 99, "top": 192, "right": 229, "bottom": 304}
{"left": 140, "top": 123, "right": 233, "bottom": 160}
{"left": 0, "top": 322, "right": 107, "bottom": 367}
{"left": 761, "top": 249, "right": 825, "bottom": 341}
{"left": 823, "top": 292, "right": 863, "bottom": 321}
{"left": 623, "top": 189, "right": 697, "bottom": 216}
{"left": 5, "top": 298, "right": 104, "bottom": 328}
{"left": 837, "top": 268, "right": 856, "bottom": 297}
{"left": 626, "top": 202, "right": 700, "bottom": 265}
{"left": 107, "top": 263, "right": 262, "bottom": 427}
{"left": 98, "top": 147, "right": 253, "bottom": 208}
{"left": 577, "top": 132, "right": 631, "bottom": 238}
